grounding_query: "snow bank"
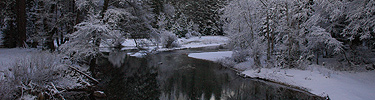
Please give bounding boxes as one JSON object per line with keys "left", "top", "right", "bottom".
{"left": 178, "top": 36, "right": 229, "bottom": 48}
{"left": 127, "top": 52, "right": 147, "bottom": 58}
{"left": 188, "top": 50, "right": 375, "bottom": 100}
{"left": 108, "top": 36, "right": 229, "bottom": 58}
{"left": 188, "top": 51, "right": 232, "bottom": 61}
{"left": 119, "top": 36, "right": 229, "bottom": 50}
{"left": 242, "top": 66, "right": 375, "bottom": 100}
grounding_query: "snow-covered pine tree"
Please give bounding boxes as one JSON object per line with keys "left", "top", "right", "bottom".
{"left": 156, "top": 13, "right": 178, "bottom": 48}
{"left": 1, "top": 0, "right": 17, "bottom": 48}
{"left": 27, "top": 0, "right": 76, "bottom": 50}
{"left": 168, "top": 0, "right": 226, "bottom": 36}
{"left": 222, "top": 0, "right": 267, "bottom": 65}
{"left": 306, "top": 26, "right": 343, "bottom": 64}
{"left": 315, "top": 0, "right": 375, "bottom": 65}
{"left": 343, "top": 0, "right": 375, "bottom": 49}
{"left": 61, "top": 0, "right": 157, "bottom": 61}
{"left": 276, "top": 0, "right": 315, "bottom": 68}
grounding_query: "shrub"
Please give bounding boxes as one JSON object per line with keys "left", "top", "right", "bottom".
{"left": 160, "top": 30, "right": 179, "bottom": 48}
{"left": 0, "top": 51, "right": 85, "bottom": 99}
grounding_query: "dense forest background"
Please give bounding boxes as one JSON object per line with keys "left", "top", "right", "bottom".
{"left": 0, "top": 0, "right": 224, "bottom": 48}
{"left": 1, "top": 0, "right": 375, "bottom": 68}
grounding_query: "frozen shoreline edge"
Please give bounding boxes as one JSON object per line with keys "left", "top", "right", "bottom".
{"left": 188, "top": 50, "right": 375, "bottom": 100}
{"left": 188, "top": 51, "right": 326, "bottom": 98}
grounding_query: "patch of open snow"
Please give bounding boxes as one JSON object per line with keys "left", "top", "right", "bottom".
{"left": 242, "top": 65, "right": 375, "bottom": 100}
{"left": 188, "top": 51, "right": 232, "bottom": 61}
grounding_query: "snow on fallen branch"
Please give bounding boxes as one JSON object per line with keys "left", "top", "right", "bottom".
{"left": 50, "top": 82, "right": 66, "bottom": 100}
{"left": 68, "top": 66, "right": 99, "bottom": 84}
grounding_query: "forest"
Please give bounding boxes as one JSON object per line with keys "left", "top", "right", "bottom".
{"left": 1, "top": 0, "right": 374, "bottom": 68}
{"left": 1, "top": 0, "right": 375, "bottom": 99}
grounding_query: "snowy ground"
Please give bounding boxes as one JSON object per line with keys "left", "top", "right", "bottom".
{"left": 101, "top": 36, "right": 229, "bottom": 57}
{"left": 177, "top": 36, "right": 229, "bottom": 49}
{"left": 188, "top": 51, "right": 375, "bottom": 100}
{"left": 0, "top": 48, "right": 37, "bottom": 81}
{"left": 0, "top": 48, "right": 38, "bottom": 71}
{"left": 119, "top": 36, "right": 229, "bottom": 50}
{"left": 0, "top": 48, "right": 90, "bottom": 99}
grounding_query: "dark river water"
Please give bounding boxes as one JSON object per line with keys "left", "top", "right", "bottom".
{"left": 92, "top": 49, "right": 324, "bottom": 100}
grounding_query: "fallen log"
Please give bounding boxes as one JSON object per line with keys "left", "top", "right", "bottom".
{"left": 68, "top": 66, "right": 99, "bottom": 83}
{"left": 50, "top": 82, "right": 66, "bottom": 100}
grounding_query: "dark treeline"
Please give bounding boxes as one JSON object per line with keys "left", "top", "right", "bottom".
{"left": 0, "top": 0, "right": 227, "bottom": 50}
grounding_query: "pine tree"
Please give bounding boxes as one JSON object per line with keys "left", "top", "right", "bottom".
{"left": 61, "top": 0, "right": 157, "bottom": 61}
{"left": 2, "top": 20, "right": 18, "bottom": 48}
{"left": 16, "top": 0, "right": 27, "bottom": 47}
{"left": 1, "top": 0, "right": 17, "bottom": 48}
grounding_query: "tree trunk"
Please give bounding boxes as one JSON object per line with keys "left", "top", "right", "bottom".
{"left": 316, "top": 51, "right": 319, "bottom": 65}
{"left": 285, "top": 2, "right": 292, "bottom": 67}
{"left": 93, "top": 0, "right": 110, "bottom": 50}
{"left": 46, "top": 28, "right": 56, "bottom": 51}
{"left": 16, "top": 0, "right": 26, "bottom": 47}
{"left": 271, "top": 27, "right": 275, "bottom": 55}
{"left": 266, "top": 14, "right": 271, "bottom": 60}
{"left": 101, "top": 0, "right": 110, "bottom": 19}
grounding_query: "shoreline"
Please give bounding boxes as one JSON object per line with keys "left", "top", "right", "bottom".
{"left": 188, "top": 50, "right": 375, "bottom": 100}
{"left": 187, "top": 51, "right": 326, "bottom": 98}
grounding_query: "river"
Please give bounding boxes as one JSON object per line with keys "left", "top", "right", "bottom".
{"left": 91, "top": 49, "right": 324, "bottom": 100}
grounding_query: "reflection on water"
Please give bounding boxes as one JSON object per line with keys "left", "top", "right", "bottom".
{"left": 93, "top": 50, "right": 324, "bottom": 100}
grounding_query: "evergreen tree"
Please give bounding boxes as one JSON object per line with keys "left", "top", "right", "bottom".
{"left": 1, "top": 0, "right": 18, "bottom": 48}
{"left": 2, "top": 20, "right": 18, "bottom": 48}
{"left": 16, "top": 0, "right": 27, "bottom": 47}
{"left": 61, "top": 0, "right": 157, "bottom": 61}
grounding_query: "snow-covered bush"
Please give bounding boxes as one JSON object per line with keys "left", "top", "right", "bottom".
{"left": 217, "top": 58, "right": 237, "bottom": 68}
{"left": 156, "top": 13, "right": 179, "bottom": 48}
{"left": 60, "top": 14, "right": 111, "bottom": 61}
{"left": 232, "top": 49, "right": 250, "bottom": 63}
{"left": 0, "top": 51, "right": 68, "bottom": 99}
{"left": 160, "top": 30, "right": 179, "bottom": 48}
{"left": 0, "top": 77, "right": 16, "bottom": 99}
{"left": 11, "top": 52, "right": 64, "bottom": 84}
{"left": 0, "top": 51, "right": 87, "bottom": 99}
{"left": 184, "top": 21, "right": 201, "bottom": 39}
{"left": 221, "top": 0, "right": 272, "bottom": 68}
{"left": 184, "top": 30, "right": 201, "bottom": 39}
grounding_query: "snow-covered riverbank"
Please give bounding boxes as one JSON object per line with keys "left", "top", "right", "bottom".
{"left": 188, "top": 51, "right": 375, "bottom": 100}
{"left": 121, "top": 36, "right": 229, "bottom": 50}
{"left": 0, "top": 48, "right": 90, "bottom": 99}
{"left": 105, "top": 36, "right": 229, "bottom": 57}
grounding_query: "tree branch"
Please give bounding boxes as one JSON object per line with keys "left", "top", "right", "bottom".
{"left": 68, "top": 66, "right": 99, "bottom": 84}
